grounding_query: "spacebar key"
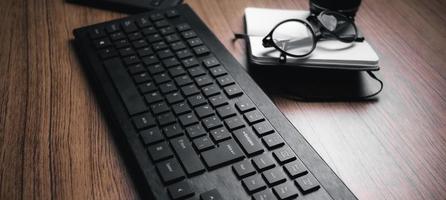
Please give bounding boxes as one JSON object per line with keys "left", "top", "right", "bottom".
{"left": 201, "top": 139, "right": 244, "bottom": 169}
{"left": 104, "top": 58, "right": 148, "bottom": 116}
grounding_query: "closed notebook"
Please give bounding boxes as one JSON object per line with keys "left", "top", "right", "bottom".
{"left": 244, "top": 7, "right": 380, "bottom": 71}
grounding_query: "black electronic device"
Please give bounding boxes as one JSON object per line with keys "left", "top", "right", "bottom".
{"left": 68, "top": 0, "right": 183, "bottom": 13}
{"left": 310, "top": 0, "right": 362, "bottom": 17}
{"left": 73, "top": 4, "right": 357, "bottom": 199}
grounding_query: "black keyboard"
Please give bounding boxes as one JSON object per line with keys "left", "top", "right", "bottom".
{"left": 73, "top": 4, "right": 357, "bottom": 200}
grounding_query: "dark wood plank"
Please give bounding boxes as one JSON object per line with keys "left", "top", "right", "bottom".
{"left": 1, "top": 0, "right": 446, "bottom": 199}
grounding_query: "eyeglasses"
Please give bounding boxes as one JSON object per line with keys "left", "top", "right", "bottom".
{"left": 262, "top": 10, "right": 364, "bottom": 62}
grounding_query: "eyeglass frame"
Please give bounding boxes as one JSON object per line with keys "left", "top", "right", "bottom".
{"left": 262, "top": 10, "right": 364, "bottom": 63}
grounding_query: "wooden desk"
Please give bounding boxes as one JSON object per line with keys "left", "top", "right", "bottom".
{"left": 1, "top": 0, "right": 446, "bottom": 199}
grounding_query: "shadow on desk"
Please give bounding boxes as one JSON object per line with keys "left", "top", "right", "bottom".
{"left": 247, "top": 64, "right": 382, "bottom": 102}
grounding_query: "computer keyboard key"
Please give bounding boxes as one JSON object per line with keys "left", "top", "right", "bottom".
{"left": 140, "top": 127, "right": 164, "bottom": 145}
{"left": 209, "top": 66, "right": 227, "bottom": 77}
{"left": 262, "top": 132, "right": 285, "bottom": 150}
{"left": 202, "top": 115, "right": 223, "bottom": 130}
{"left": 233, "top": 128, "right": 264, "bottom": 157}
{"left": 295, "top": 174, "right": 321, "bottom": 194}
{"left": 182, "top": 57, "right": 199, "bottom": 68}
{"left": 224, "top": 115, "right": 245, "bottom": 131}
{"left": 165, "top": 33, "right": 181, "bottom": 43}
{"left": 243, "top": 110, "right": 265, "bottom": 125}
{"left": 168, "top": 180, "right": 195, "bottom": 200}
{"left": 200, "top": 189, "right": 223, "bottom": 200}
{"left": 157, "top": 112, "right": 176, "bottom": 126}
{"left": 110, "top": 32, "right": 125, "bottom": 41}
{"left": 284, "top": 160, "right": 308, "bottom": 179}
{"left": 148, "top": 141, "right": 174, "bottom": 162}
{"left": 179, "top": 112, "right": 199, "bottom": 127}
{"left": 171, "top": 136, "right": 205, "bottom": 176}
{"left": 171, "top": 41, "right": 187, "bottom": 51}
{"left": 103, "top": 58, "right": 149, "bottom": 116}
{"left": 106, "top": 23, "right": 120, "bottom": 33}
{"left": 155, "top": 20, "right": 169, "bottom": 28}
{"left": 195, "top": 74, "right": 213, "bottom": 87}
{"left": 253, "top": 121, "right": 275, "bottom": 137}
{"left": 193, "top": 136, "right": 214, "bottom": 151}
{"left": 175, "top": 75, "right": 194, "bottom": 86}
{"left": 151, "top": 101, "right": 170, "bottom": 114}
{"left": 136, "top": 16, "right": 151, "bottom": 28}
{"left": 153, "top": 72, "right": 170, "bottom": 84}
{"left": 201, "top": 139, "right": 244, "bottom": 169}
{"left": 235, "top": 98, "right": 256, "bottom": 113}
{"left": 195, "top": 104, "right": 214, "bottom": 118}
{"left": 273, "top": 147, "right": 297, "bottom": 165}
{"left": 253, "top": 189, "right": 277, "bottom": 200}
{"left": 172, "top": 102, "right": 191, "bottom": 115}
{"left": 122, "top": 20, "right": 138, "bottom": 33}
{"left": 208, "top": 94, "right": 228, "bottom": 108}
{"left": 273, "top": 182, "right": 299, "bottom": 200}
{"left": 98, "top": 48, "right": 118, "bottom": 59}
{"left": 216, "top": 105, "right": 237, "bottom": 119}
{"left": 162, "top": 123, "right": 183, "bottom": 138}
{"left": 149, "top": 13, "right": 164, "bottom": 21}
{"left": 156, "top": 158, "right": 185, "bottom": 184}
{"left": 143, "top": 55, "right": 160, "bottom": 66}
{"left": 165, "top": 9, "right": 180, "bottom": 18}
{"left": 216, "top": 75, "right": 235, "bottom": 87}
{"left": 202, "top": 84, "right": 220, "bottom": 97}
{"left": 133, "top": 72, "right": 151, "bottom": 84}
{"left": 114, "top": 39, "right": 131, "bottom": 48}
{"left": 176, "top": 49, "right": 193, "bottom": 59}
{"left": 169, "top": 66, "right": 187, "bottom": 77}
{"left": 89, "top": 27, "right": 106, "bottom": 39}
{"left": 147, "top": 63, "right": 164, "bottom": 75}
{"left": 145, "top": 91, "right": 163, "bottom": 104}
{"left": 142, "top": 26, "right": 157, "bottom": 35}
{"left": 188, "top": 66, "right": 206, "bottom": 77}
{"left": 252, "top": 154, "right": 276, "bottom": 171}
{"left": 181, "top": 30, "right": 197, "bottom": 39}
{"left": 132, "top": 113, "right": 156, "bottom": 130}
{"left": 187, "top": 38, "right": 203, "bottom": 47}
{"left": 148, "top": 33, "right": 163, "bottom": 43}
{"left": 262, "top": 168, "right": 287, "bottom": 186}
{"left": 153, "top": 41, "right": 169, "bottom": 51}
{"left": 210, "top": 127, "right": 232, "bottom": 143}
{"left": 224, "top": 84, "right": 243, "bottom": 98}
{"left": 119, "top": 47, "right": 136, "bottom": 57}
{"left": 166, "top": 92, "right": 184, "bottom": 104}
{"left": 202, "top": 57, "right": 220, "bottom": 68}
{"left": 163, "top": 57, "right": 181, "bottom": 68}
{"left": 128, "top": 32, "right": 143, "bottom": 41}
{"left": 186, "top": 123, "right": 207, "bottom": 139}
{"left": 157, "top": 49, "right": 174, "bottom": 59}
{"left": 159, "top": 82, "right": 177, "bottom": 94}
{"left": 242, "top": 175, "right": 267, "bottom": 194}
{"left": 193, "top": 45, "right": 210, "bottom": 56}
{"left": 182, "top": 84, "right": 200, "bottom": 96}
{"left": 176, "top": 23, "right": 191, "bottom": 32}
{"left": 133, "top": 39, "right": 149, "bottom": 49}
{"left": 94, "top": 38, "right": 112, "bottom": 49}
{"left": 139, "top": 82, "right": 157, "bottom": 94}
{"left": 232, "top": 160, "right": 256, "bottom": 179}
{"left": 159, "top": 26, "right": 175, "bottom": 35}
{"left": 188, "top": 94, "right": 207, "bottom": 107}
{"left": 128, "top": 63, "right": 146, "bottom": 75}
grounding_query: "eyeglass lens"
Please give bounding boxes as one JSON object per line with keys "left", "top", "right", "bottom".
{"left": 318, "top": 12, "right": 357, "bottom": 42}
{"left": 272, "top": 21, "right": 315, "bottom": 57}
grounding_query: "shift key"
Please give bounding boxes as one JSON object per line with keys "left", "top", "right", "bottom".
{"left": 201, "top": 139, "right": 244, "bottom": 169}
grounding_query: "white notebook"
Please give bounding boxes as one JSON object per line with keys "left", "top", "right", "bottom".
{"left": 245, "top": 7, "right": 380, "bottom": 70}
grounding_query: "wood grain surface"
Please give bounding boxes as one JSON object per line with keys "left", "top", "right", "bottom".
{"left": 1, "top": 0, "right": 446, "bottom": 199}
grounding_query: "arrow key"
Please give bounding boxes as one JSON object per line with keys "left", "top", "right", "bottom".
{"left": 168, "top": 180, "right": 194, "bottom": 200}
